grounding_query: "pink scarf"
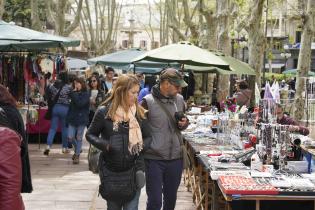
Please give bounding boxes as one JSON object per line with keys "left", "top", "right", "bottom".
{"left": 114, "top": 105, "right": 143, "bottom": 155}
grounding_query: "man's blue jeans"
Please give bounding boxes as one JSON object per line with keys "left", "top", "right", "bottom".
{"left": 46, "top": 104, "right": 69, "bottom": 148}
{"left": 68, "top": 124, "right": 85, "bottom": 155}
{"left": 145, "top": 159, "right": 183, "bottom": 210}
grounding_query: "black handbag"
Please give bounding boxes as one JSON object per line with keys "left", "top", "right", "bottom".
{"left": 44, "top": 85, "right": 64, "bottom": 120}
{"left": 98, "top": 156, "right": 137, "bottom": 202}
{"left": 88, "top": 144, "right": 101, "bottom": 173}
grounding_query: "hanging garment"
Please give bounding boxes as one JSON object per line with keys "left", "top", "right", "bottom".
{"left": 39, "top": 58, "right": 54, "bottom": 74}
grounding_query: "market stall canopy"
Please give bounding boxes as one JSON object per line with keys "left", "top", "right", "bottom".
{"left": 67, "top": 57, "right": 89, "bottom": 71}
{"left": 184, "top": 53, "right": 255, "bottom": 75}
{"left": 132, "top": 42, "right": 230, "bottom": 70}
{"left": 87, "top": 48, "right": 178, "bottom": 73}
{"left": 0, "top": 21, "right": 80, "bottom": 50}
{"left": 0, "top": 40, "right": 78, "bottom": 51}
{"left": 283, "top": 69, "right": 315, "bottom": 76}
{"left": 123, "top": 65, "right": 162, "bottom": 74}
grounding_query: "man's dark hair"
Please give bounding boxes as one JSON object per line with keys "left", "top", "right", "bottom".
{"left": 58, "top": 71, "right": 69, "bottom": 84}
{"left": 92, "top": 71, "right": 100, "bottom": 77}
{"left": 105, "top": 66, "right": 115, "bottom": 74}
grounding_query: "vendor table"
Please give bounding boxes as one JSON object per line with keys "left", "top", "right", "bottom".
{"left": 184, "top": 137, "right": 315, "bottom": 210}
{"left": 18, "top": 105, "right": 61, "bottom": 145}
{"left": 26, "top": 107, "right": 61, "bottom": 134}
{"left": 219, "top": 184, "right": 315, "bottom": 210}
{"left": 184, "top": 138, "right": 226, "bottom": 210}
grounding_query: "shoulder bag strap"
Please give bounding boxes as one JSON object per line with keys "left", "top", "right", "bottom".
{"left": 52, "top": 84, "right": 64, "bottom": 105}
{"left": 153, "top": 96, "right": 184, "bottom": 146}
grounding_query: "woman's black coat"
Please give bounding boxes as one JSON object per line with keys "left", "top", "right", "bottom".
{"left": 85, "top": 105, "right": 152, "bottom": 172}
{"left": 0, "top": 103, "right": 33, "bottom": 193}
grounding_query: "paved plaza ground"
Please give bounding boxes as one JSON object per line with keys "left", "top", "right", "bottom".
{"left": 22, "top": 141, "right": 196, "bottom": 210}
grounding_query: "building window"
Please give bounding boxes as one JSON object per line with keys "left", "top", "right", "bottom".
{"left": 294, "top": 59, "right": 298, "bottom": 68}
{"left": 122, "top": 40, "right": 129, "bottom": 48}
{"left": 140, "top": 40, "right": 147, "bottom": 49}
{"left": 152, "top": 41, "right": 159, "bottom": 49}
{"left": 296, "top": 31, "right": 302, "bottom": 43}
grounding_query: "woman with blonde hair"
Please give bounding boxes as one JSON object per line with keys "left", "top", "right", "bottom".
{"left": 86, "top": 74, "right": 152, "bottom": 210}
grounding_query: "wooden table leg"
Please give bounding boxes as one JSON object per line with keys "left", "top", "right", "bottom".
{"left": 211, "top": 180, "right": 216, "bottom": 210}
{"left": 205, "top": 171, "right": 209, "bottom": 210}
{"left": 226, "top": 201, "right": 232, "bottom": 210}
{"left": 256, "top": 200, "right": 260, "bottom": 210}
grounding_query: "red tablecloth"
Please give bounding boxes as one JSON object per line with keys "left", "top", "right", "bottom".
{"left": 26, "top": 108, "right": 61, "bottom": 134}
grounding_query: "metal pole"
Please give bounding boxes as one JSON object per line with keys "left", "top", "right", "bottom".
{"left": 133, "top": 63, "right": 136, "bottom": 74}
{"left": 263, "top": 0, "right": 269, "bottom": 85}
{"left": 306, "top": 77, "right": 309, "bottom": 127}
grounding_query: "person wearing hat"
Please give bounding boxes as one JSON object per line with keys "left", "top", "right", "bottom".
{"left": 141, "top": 68, "right": 189, "bottom": 210}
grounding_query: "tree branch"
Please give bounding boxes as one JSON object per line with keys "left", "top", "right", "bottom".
{"left": 45, "top": 1, "right": 56, "bottom": 26}
{"left": 182, "top": 0, "right": 199, "bottom": 40}
{"left": 0, "top": 0, "right": 6, "bottom": 19}
{"left": 168, "top": 24, "right": 187, "bottom": 40}
{"left": 64, "top": 0, "right": 83, "bottom": 36}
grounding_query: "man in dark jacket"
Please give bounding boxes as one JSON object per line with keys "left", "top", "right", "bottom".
{"left": 141, "top": 68, "right": 189, "bottom": 210}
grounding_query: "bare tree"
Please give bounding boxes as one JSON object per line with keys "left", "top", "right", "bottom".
{"left": 79, "top": 0, "right": 121, "bottom": 56}
{"left": 246, "top": 0, "right": 266, "bottom": 89}
{"left": 216, "top": 0, "right": 231, "bottom": 102}
{"left": 199, "top": 0, "right": 217, "bottom": 49}
{"left": 46, "top": 0, "right": 83, "bottom": 36}
{"left": 293, "top": 0, "right": 315, "bottom": 120}
{"left": 182, "top": 0, "right": 199, "bottom": 44}
{"left": 31, "top": 0, "right": 42, "bottom": 31}
{"left": 154, "top": 0, "right": 168, "bottom": 45}
{"left": 0, "top": 0, "right": 5, "bottom": 20}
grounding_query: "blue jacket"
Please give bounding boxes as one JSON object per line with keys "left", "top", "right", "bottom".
{"left": 67, "top": 90, "right": 90, "bottom": 126}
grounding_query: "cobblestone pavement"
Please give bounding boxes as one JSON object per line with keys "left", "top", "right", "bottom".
{"left": 22, "top": 141, "right": 196, "bottom": 210}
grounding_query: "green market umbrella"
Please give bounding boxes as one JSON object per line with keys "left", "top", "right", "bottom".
{"left": 88, "top": 48, "right": 179, "bottom": 73}
{"left": 283, "top": 69, "right": 315, "bottom": 76}
{"left": 185, "top": 53, "right": 255, "bottom": 75}
{"left": 132, "top": 42, "right": 230, "bottom": 70}
{"left": 67, "top": 57, "right": 89, "bottom": 71}
{"left": 0, "top": 21, "right": 80, "bottom": 50}
{"left": 0, "top": 40, "right": 78, "bottom": 51}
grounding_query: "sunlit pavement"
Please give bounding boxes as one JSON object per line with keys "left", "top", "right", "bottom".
{"left": 22, "top": 140, "right": 195, "bottom": 210}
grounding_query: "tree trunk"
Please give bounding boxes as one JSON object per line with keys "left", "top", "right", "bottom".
{"left": 0, "top": 0, "right": 5, "bottom": 20}
{"left": 182, "top": 0, "right": 199, "bottom": 44}
{"left": 147, "top": 0, "right": 155, "bottom": 47}
{"left": 247, "top": 0, "right": 265, "bottom": 108}
{"left": 56, "top": 0, "right": 67, "bottom": 35}
{"left": 79, "top": 0, "right": 118, "bottom": 56}
{"left": 31, "top": 0, "right": 42, "bottom": 31}
{"left": 46, "top": 0, "right": 83, "bottom": 36}
{"left": 64, "top": 0, "right": 83, "bottom": 36}
{"left": 216, "top": 0, "right": 230, "bottom": 103}
{"left": 199, "top": 3, "right": 217, "bottom": 50}
{"left": 293, "top": 0, "right": 315, "bottom": 121}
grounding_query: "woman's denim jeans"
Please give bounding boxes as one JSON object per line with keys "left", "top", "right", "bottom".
{"left": 107, "top": 189, "right": 141, "bottom": 210}
{"left": 68, "top": 124, "right": 85, "bottom": 155}
{"left": 46, "top": 104, "right": 69, "bottom": 148}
